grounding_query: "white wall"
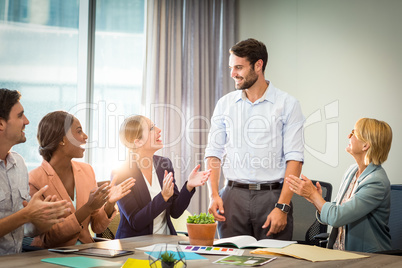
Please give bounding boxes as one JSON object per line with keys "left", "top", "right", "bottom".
{"left": 237, "top": 0, "right": 402, "bottom": 195}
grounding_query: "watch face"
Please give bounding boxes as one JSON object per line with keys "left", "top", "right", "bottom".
{"left": 283, "top": 204, "right": 290, "bottom": 212}
{"left": 276, "top": 203, "right": 290, "bottom": 213}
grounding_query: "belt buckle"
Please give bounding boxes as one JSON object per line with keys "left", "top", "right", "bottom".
{"left": 249, "top": 184, "right": 260, "bottom": 190}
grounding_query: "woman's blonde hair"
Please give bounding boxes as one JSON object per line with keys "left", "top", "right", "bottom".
{"left": 119, "top": 115, "right": 146, "bottom": 149}
{"left": 354, "top": 118, "right": 392, "bottom": 165}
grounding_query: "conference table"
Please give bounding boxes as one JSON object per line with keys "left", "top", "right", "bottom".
{"left": 1, "top": 235, "right": 401, "bottom": 267}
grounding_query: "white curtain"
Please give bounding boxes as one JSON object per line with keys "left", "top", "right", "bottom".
{"left": 142, "top": 0, "right": 235, "bottom": 214}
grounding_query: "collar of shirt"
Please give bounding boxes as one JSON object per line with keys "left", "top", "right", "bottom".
{"left": 0, "top": 152, "right": 17, "bottom": 169}
{"left": 234, "top": 80, "right": 276, "bottom": 105}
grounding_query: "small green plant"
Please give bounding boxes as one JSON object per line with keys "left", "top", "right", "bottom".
{"left": 187, "top": 212, "right": 215, "bottom": 224}
{"left": 160, "top": 251, "right": 176, "bottom": 264}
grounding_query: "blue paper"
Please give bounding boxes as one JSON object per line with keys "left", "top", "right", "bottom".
{"left": 145, "top": 250, "right": 207, "bottom": 260}
{"left": 41, "top": 256, "right": 120, "bottom": 268}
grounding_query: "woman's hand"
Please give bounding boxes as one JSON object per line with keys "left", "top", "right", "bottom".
{"left": 75, "top": 183, "right": 111, "bottom": 223}
{"left": 286, "top": 174, "right": 326, "bottom": 213}
{"left": 186, "top": 164, "right": 211, "bottom": 192}
{"left": 102, "top": 176, "right": 136, "bottom": 217}
{"left": 161, "top": 171, "right": 174, "bottom": 202}
{"left": 107, "top": 177, "right": 136, "bottom": 204}
{"left": 86, "top": 183, "right": 110, "bottom": 211}
{"left": 286, "top": 174, "right": 319, "bottom": 201}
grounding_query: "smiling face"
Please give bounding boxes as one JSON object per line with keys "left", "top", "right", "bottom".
{"left": 1, "top": 101, "right": 30, "bottom": 146}
{"left": 119, "top": 115, "right": 163, "bottom": 155}
{"left": 229, "top": 53, "right": 259, "bottom": 90}
{"left": 346, "top": 127, "right": 367, "bottom": 158}
{"left": 63, "top": 118, "right": 88, "bottom": 159}
{"left": 137, "top": 117, "right": 163, "bottom": 153}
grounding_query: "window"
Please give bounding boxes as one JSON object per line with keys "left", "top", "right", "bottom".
{"left": 91, "top": 0, "right": 145, "bottom": 177}
{"left": 0, "top": 0, "right": 145, "bottom": 180}
{"left": 0, "top": 0, "right": 82, "bottom": 169}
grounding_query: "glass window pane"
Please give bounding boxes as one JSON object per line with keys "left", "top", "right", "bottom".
{"left": 91, "top": 0, "right": 145, "bottom": 179}
{"left": 0, "top": 0, "right": 82, "bottom": 170}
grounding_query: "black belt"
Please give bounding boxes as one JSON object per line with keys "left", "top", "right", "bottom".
{"left": 227, "top": 180, "right": 281, "bottom": 190}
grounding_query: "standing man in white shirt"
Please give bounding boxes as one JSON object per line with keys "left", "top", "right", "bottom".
{"left": 0, "top": 88, "right": 70, "bottom": 255}
{"left": 205, "top": 39, "right": 305, "bottom": 240}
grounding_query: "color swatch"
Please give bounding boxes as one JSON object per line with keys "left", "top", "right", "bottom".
{"left": 180, "top": 245, "right": 244, "bottom": 256}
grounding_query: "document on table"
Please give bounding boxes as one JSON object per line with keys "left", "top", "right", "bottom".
{"left": 214, "top": 235, "right": 297, "bottom": 249}
{"left": 136, "top": 244, "right": 177, "bottom": 252}
{"left": 251, "top": 244, "right": 370, "bottom": 262}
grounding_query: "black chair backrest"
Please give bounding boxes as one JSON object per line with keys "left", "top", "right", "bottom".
{"left": 389, "top": 185, "right": 402, "bottom": 250}
{"left": 291, "top": 180, "right": 332, "bottom": 244}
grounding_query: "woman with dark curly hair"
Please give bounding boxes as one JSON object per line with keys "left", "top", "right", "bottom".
{"left": 29, "top": 111, "right": 135, "bottom": 248}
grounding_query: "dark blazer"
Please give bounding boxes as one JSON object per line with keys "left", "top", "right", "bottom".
{"left": 115, "top": 155, "right": 195, "bottom": 239}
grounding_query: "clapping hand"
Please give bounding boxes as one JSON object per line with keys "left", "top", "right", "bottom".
{"left": 86, "top": 183, "right": 111, "bottom": 211}
{"left": 286, "top": 174, "right": 326, "bottom": 213}
{"left": 186, "top": 164, "right": 211, "bottom": 192}
{"left": 161, "top": 171, "right": 174, "bottom": 202}
{"left": 286, "top": 174, "right": 322, "bottom": 203}
{"left": 23, "top": 185, "right": 71, "bottom": 233}
{"left": 107, "top": 176, "right": 136, "bottom": 204}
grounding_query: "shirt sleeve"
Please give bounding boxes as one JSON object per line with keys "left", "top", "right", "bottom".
{"left": 204, "top": 98, "right": 227, "bottom": 161}
{"left": 24, "top": 160, "right": 37, "bottom": 237}
{"left": 283, "top": 99, "right": 305, "bottom": 163}
{"left": 24, "top": 223, "right": 37, "bottom": 237}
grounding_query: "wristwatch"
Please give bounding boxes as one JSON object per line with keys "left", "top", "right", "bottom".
{"left": 275, "top": 203, "right": 291, "bottom": 213}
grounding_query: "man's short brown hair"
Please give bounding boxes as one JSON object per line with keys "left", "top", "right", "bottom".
{"left": 0, "top": 88, "right": 21, "bottom": 121}
{"left": 230, "top": 38, "right": 268, "bottom": 72}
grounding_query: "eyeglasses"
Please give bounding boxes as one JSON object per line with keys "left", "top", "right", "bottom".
{"left": 348, "top": 129, "right": 356, "bottom": 139}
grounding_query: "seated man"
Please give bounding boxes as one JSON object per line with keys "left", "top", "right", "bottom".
{"left": 0, "top": 88, "right": 70, "bottom": 255}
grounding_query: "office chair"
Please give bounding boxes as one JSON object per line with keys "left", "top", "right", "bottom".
{"left": 95, "top": 212, "right": 121, "bottom": 240}
{"left": 291, "top": 180, "right": 332, "bottom": 246}
{"left": 22, "top": 237, "right": 43, "bottom": 252}
{"left": 93, "top": 180, "right": 121, "bottom": 240}
{"left": 171, "top": 210, "right": 192, "bottom": 236}
{"left": 389, "top": 185, "right": 402, "bottom": 250}
{"left": 378, "top": 184, "right": 402, "bottom": 255}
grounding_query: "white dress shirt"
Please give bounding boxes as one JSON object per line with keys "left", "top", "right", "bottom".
{"left": 144, "top": 166, "right": 169, "bottom": 235}
{"left": 205, "top": 81, "right": 305, "bottom": 183}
